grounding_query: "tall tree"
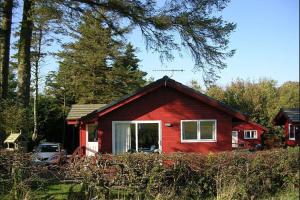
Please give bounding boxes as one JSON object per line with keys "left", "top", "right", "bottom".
{"left": 223, "top": 79, "right": 278, "bottom": 127}
{"left": 278, "top": 81, "right": 300, "bottom": 108}
{"left": 189, "top": 79, "right": 202, "bottom": 92}
{"left": 0, "top": 0, "right": 13, "bottom": 99}
{"left": 108, "top": 43, "right": 147, "bottom": 99}
{"left": 206, "top": 85, "right": 225, "bottom": 101}
{"left": 30, "top": 1, "right": 63, "bottom": 140}
{"left": 54, "top": 0, "right": 235, "bottom": 84}
{"left": 17, "top": 0, "right": 34, "bottom": 107}
{"left": 48, "top": 11, "right": 146, "bottom": 104}
{"left": 55, "top": 12, "right": 119, "bottom": 104}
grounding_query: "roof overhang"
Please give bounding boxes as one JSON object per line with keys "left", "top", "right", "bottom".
{"left": 4, "top": 133, "right": 21, "bottom": 143}
{"left": 66, "top": 104, "right": 106, "bottom": 123}
{"left": 273, "top": 108, "right": 300, "bottom": 125}
{"left": 80, "top": 76, "right": 255, "bottom": 125}
{"left": 273, "top": 109, "right": 286, "bottom": 125}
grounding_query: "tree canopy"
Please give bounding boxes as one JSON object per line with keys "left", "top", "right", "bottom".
{"left": 46, "top": 11, "right": 147, "bottom": 104}
{"left": 205, "top": 79, "right": 299, "bottom": 130}
{"left": 52, "top": 0, "right": 236, "bottom": 84}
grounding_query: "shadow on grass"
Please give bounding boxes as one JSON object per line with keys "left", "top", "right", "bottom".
{"left": 32, "top": 183, "right": 81, "bottom": 200}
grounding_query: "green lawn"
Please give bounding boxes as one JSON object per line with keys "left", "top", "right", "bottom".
{"left": 263, "top": 189, "right": 299, "bottom": 200}
{"left": 32, "top": 183, "right": 82, "bottom": 200}
{"left": 0, "top": 183, "right": 81, "bottom": 200}
{"left": 1, "top": 183, "right": 298, "bottom": 200}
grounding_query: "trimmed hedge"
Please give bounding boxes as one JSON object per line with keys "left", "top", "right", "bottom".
{"left": 66, "top": 147, "right": 299, "bottom": 199}
{"left": 0, "top": 147, "right": 299, "bottom": 199}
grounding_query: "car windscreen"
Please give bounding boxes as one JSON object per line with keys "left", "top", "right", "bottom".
{"left": 38, "top": 145, "right": 59, "bottom": 152}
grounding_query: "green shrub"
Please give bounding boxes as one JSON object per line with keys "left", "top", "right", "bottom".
{"left": 1, "top": 147, "right": 298, "bottom": 199}
{"left": 66, "top": 147, "right": 299, "bottom": 199}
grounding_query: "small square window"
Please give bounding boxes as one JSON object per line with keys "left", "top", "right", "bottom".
{"left": 182, "top": 121, "right": 197, "bottom": 140}
{"left": 181, "top": 120, "right": 217, "bottom": 142}
{"left": 244, "top": 130, "right": 257, "bottom": 139}
{"left": 200, "top": 121, "right": 215, "bottom": 140}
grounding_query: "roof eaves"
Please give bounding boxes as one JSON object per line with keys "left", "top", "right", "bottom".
{"left": 273, "top": 108, "right": 300, "bottom": 125}
{"left": 165, "top": 78, "right": 250, "bottom": 121}
{"left": 80, "top": 76, "right": 251, "bottom": 123}
{"left": 81, "top": 77, "right": 168, "bottom": 121}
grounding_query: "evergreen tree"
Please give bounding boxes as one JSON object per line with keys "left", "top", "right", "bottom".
{"left": 30, "top": 1, "right": 63, "bottom": 140}
{"left": 53, "top": 0, "right": 235, "bottom": 83}
{"left": 108, "top": 43, "right": 147, "bottom": 100}
{"left": 17, "top": 0, "right": 34, "bottom": 107}
{"left": 50, "top": 12, "right": 146, "bottom": 104}
{"left": 0, "top": 0, "right": 13, "bottom": 99}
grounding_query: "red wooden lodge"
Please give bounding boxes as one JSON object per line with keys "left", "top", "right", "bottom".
{"left": 273, "top": 108, "right": 300, "bottom": 146}
{"left": 66, "top": 76, "right": 267, "bottom": 155}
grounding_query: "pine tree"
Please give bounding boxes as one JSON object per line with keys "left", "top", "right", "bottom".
{"left": 17, "top": 0, "right": 34, "bottom": 107}
{"left": 108, "top": 43, "right": 147, "bottom": 99}
{"left": 31, "top": 1, "right": 63, "bottom": 140}
{"left": 51, "top": 12, "right": 146, "bottom": 104}
{"left": 57, "top": 0, "right": 235, "bottom": 84}
{"left": 0, "top": 0, "right": 13, "bottom": 99}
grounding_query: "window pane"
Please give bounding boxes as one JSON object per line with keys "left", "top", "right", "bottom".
{"left": 138, "top": 123, "right": 158, "bottom": 151}
{"left": 130, "top": 124, "right": 136, "bottom": 152}
{"left": 88, "top": 124, "right": 98, "bottom": 142}
{"left": 250, "top": 131, "right": 253, "bottom": 138}
{"left": 182, "top": 121, "right": 197, "bottom": 140}
{"left": 200, "top": 121, "right": 215, "bottom": 140}
{"left": 245, "top": 131, "right": 249, "bottom": 138}
{"left": 115, "top": 123, "right": 130, "bottom": 154}
{"left": 290, "top": 125, "right": 295, "bottom": 138}
{"left": 252, "top": 131, "right": 257, "bottom": 138}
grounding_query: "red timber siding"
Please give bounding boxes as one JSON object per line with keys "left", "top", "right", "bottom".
{"left": 79, "top": 124, "right": 86, "bottom": 152}
{"left": 284, "top": 121, "right": 300, "bottom": 146}
{"left": 97, "top": 86, "right": 233, "bottom": 154}
{"left": 232, "top": 122, "right": 264, "bottom": 147}
{"left": 67, "top": 120, "right": 77, "bottom": 125}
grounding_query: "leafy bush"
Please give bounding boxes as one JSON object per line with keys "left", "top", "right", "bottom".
{"left": 66, "top": 147, "right": 299, "bottom": 199}
{"left": 0, "top": 100, "right": 33, "bottom": 137}
{"left": 0, "top": 148, "right": 298, "bottom": 199}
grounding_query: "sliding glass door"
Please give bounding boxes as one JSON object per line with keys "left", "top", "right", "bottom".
{"left": 114, "top": 123, "right": 131, "bottom": 154}
{"left": 112, "top": 121, "right": 161, "bottom": 154}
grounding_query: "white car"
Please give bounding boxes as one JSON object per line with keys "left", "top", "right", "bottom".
{"left": 32, "top": 142, "right": 67, "bottom": 165}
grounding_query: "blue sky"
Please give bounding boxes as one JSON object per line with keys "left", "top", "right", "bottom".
{"left": 128, "top": 0, "right": 299, "bottom": 87}
{"left": 13, "top": 0, "right": 299, "bottom": 89}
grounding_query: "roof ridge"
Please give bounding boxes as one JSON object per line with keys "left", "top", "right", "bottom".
{"left": 80, "top": 76, "right": 257, "bottom": 126}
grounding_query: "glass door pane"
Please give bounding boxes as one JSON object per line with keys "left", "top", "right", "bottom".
{"left": 137, "top": 123, "right": 159, "bottom": 152}
{"left": 88, "top": 124, "right": 98, "bottom": 142}
{"left": 129, "top": 124, "right": 136, "bottom": 152}
{"left": 115, "top": 123, "right": 131, "bottom": 154}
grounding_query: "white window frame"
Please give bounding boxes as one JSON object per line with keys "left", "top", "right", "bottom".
{"left": 112, "top": 120, "right": 162, "bottom": 154}
{"left": 288, "top": 124, "right": 296, "bottom": 140}
{"left": 244, "top": 130, "right": 258, "bottom": 139}
{"left": 180, "top": 120, "right": 217, "bottom": 143}
{"left": 86, "top": 124, "right": 98, "bottom": 142}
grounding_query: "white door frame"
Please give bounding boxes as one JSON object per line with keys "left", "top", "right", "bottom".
{"left": 232, "top": 131, "right": 238, "bottom": 148}
{"left": 112, "top": 120, "right": 162, "bottom": 154}
{"left": 86, "top": 124, "right": 99, "bottom": 156}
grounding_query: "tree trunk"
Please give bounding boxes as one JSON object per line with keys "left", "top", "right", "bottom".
{"left": 17, "top": 0, "right": 33, "bottom": 107}
{"left": 32, "top": 28, "right": 43, "bottom": 141}
{"left": 0, "top": 0, "right": 13, "bottom": 99}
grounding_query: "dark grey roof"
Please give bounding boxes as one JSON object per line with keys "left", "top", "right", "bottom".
{"left": 282, "top": 108, "right": 300, "bottom": 122}
{"left": 66, "top": 104, "right": 106, "bottom": 120}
